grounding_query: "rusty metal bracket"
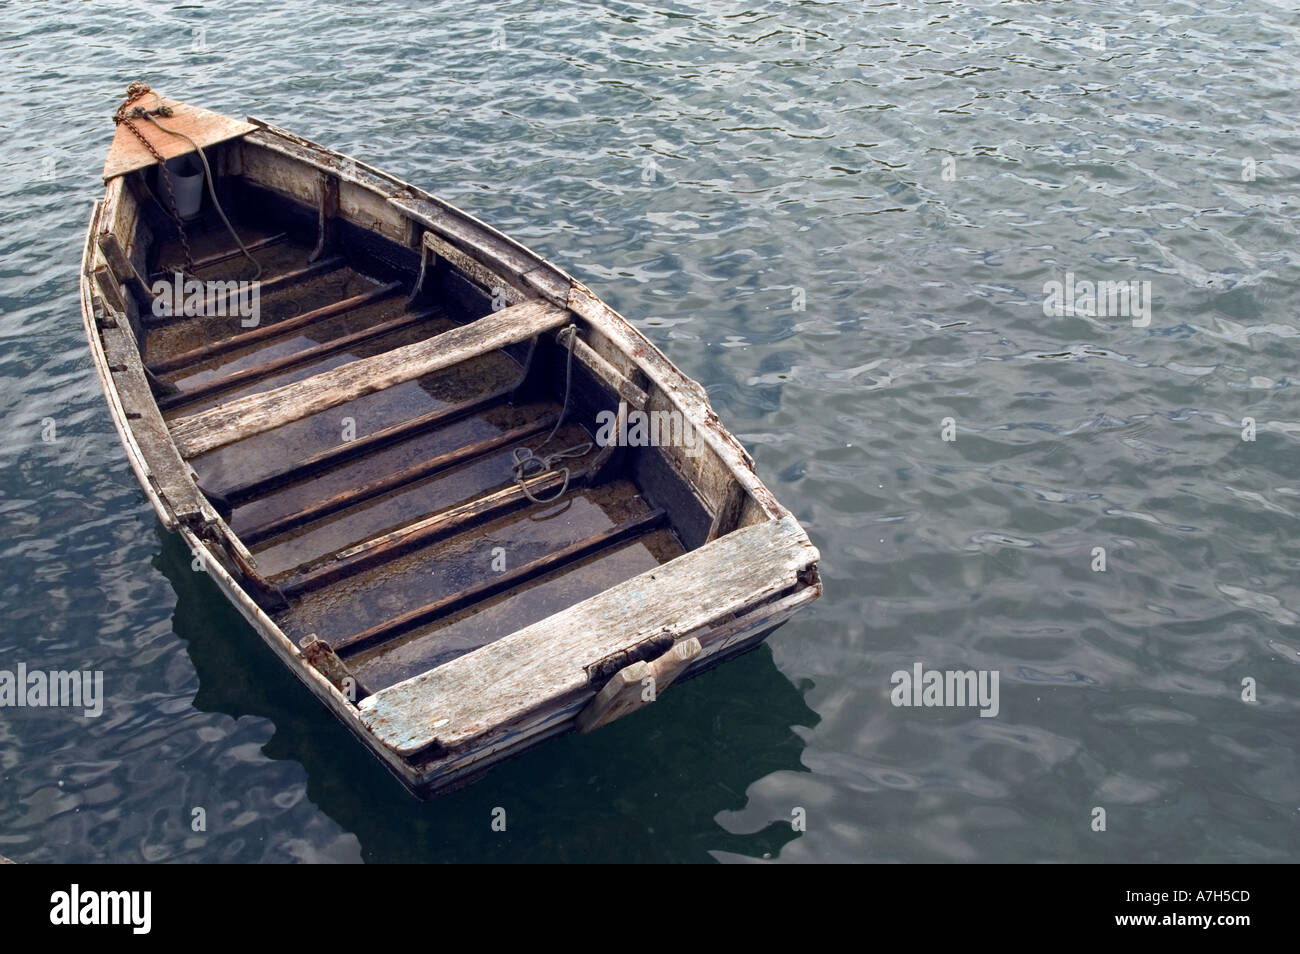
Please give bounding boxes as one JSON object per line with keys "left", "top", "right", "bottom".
{"left": 299, "top": 635, "right": 367, "bottom": 703}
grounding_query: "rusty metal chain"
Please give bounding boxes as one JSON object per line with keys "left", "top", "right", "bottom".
{"left": 113, "top": 82, "right": 194, "bottom": 273}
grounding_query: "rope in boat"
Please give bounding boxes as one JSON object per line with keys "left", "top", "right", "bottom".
{"left": 511, "top": 325, "right": 593, "bottom": 505}
{"left": 142, "top": 111, "right": 263, "bottom": 282}
{"left": 114, "top": 83, "right": 193, "bottom": 271}
{"left": 113, "top": 82, "right": 263, "bottom": 281}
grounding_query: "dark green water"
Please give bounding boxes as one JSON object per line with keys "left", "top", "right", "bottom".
{"left": 1, "top": 0, "right": 1298, "bottom": 862}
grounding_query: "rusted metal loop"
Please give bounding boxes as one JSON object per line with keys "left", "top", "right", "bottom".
{"left": 511, "top": 441, "right": 593, "bottom": 504}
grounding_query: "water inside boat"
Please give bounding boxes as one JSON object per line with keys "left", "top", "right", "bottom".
{"left": 135, "top": 174, "right": 706, "bottom": 697}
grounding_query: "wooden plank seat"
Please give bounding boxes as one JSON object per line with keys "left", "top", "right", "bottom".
{"left": 167, "top": 299, "right": 570, "bottom": 458}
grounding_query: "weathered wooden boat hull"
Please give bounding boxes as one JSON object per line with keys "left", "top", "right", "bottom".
{"left": 81, "top": 94, "right": 821, "bottom": 796}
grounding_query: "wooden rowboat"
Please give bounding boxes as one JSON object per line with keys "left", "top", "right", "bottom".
{"left": 80, "top": 86, "right": 822, "bottom": 796}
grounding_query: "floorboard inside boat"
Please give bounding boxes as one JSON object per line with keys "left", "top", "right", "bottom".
{"left": 347, "top": 530, "right": 685, "bottom": 690}
{"left": 227, "top": 399, "right": 552, "bottom": 539}
{"left": 160, "top": 309, "right": 455, "bottom": 416}
{"left": 145, "top": 256, "right": 387, "bottom": 365}
{"left": 280, "top": 480, "right": 686, "bottom": 691}
{"left": 248, "top": 418, "right": 593, "bottom": 578}
{"left": 160, "top": 293, "right": 418, "bottom": 389}
{"left": 147, "top": 209, "right": 289, "bottom": 278}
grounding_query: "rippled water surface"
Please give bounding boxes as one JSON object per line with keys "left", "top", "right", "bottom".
{"left": 2, "top": 0, "right": 1298, "bottom": 862}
